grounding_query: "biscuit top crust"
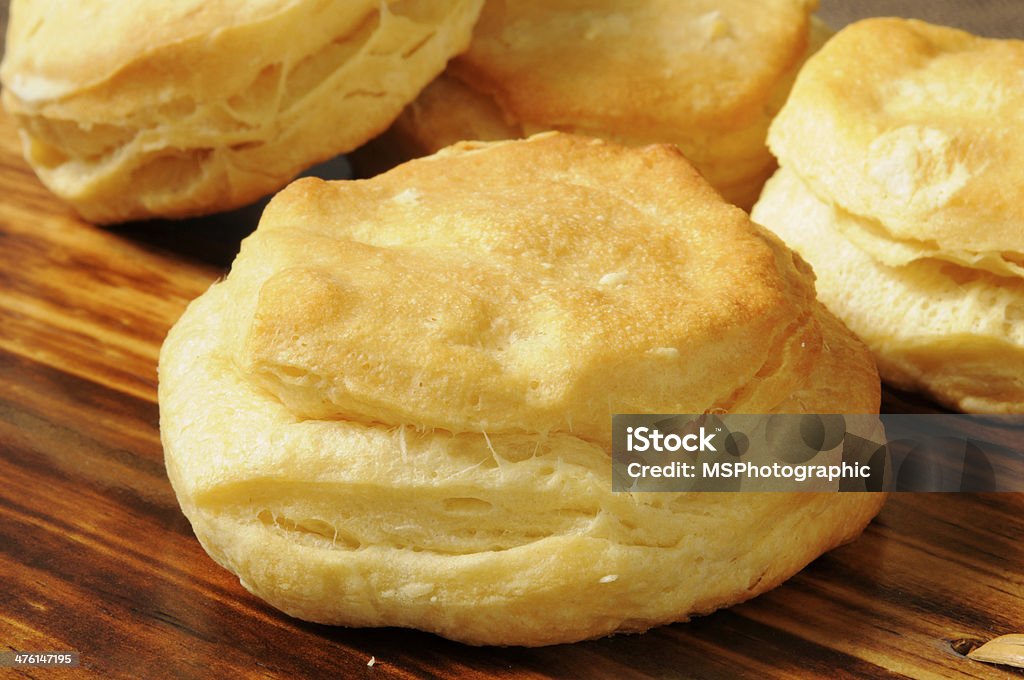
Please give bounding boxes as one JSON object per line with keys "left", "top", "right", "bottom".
{"left": 448, "top": 0, "right": 816, "bottom": 138}
{"left": 3, "top": 0, "right": 293, "bottom": 100}
{"left": 769, "top": 18, "right": 1024, "bottom": 256}
{"left": 230, "top": 133, "right": 822, "bottom": 446}
{"left": 1, "top": 1, "right": 435, "bottom": 103}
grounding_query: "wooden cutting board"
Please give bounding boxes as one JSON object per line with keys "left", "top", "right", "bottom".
{"left": 0, "top": 103, "right": 1022, "bottom": 678}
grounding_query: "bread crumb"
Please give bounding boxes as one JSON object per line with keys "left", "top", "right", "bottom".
{"left": 398, "top": 582, "right": 434, "bottom": 598}
{"left": 367, "top": 656, "right": 376, "bottom": 667}
{"left": 698, "top": 10, "right": 731, "bottom": 40}
{"left": 392, "top": 188, "right": 420, "bottom": 205}
{"left": 599, "top": 574, "right": 619, "bottom": 583}
{"left": 598, "top": 271, "right": 629, "bottom": 287}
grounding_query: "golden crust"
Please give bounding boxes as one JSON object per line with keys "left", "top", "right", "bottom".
{"left": 769, "top": 18, "right": 1024, "bottom": 259}
{"left": 239, "top": 134, "right": 831, "bottom": 445}
{"left": 160, "top": 133, "right": 884, "bottom": 646}
{"left": 756, "top": 18, "right": 1024, "bottom": 413}
{"left": 455, "top": 0, "right": 814, "bottom": 136}
{"left": 3, "top": 0, "right": 296, "bottom": 98}
{"left": 381, "top": 0, "right": 826, "bottom": 209}
{"left": 0, "top": 0, "right": 484, "bottom": 223}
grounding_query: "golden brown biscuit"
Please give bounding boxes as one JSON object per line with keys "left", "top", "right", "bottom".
{"left": 373, "top": 0, "right": 828, "bottom": 209}
{"left": 753, "top": 19, "right": 1024, "bottom": 412}
{"left": 160, "top": 133, "right": 884, "bottom": 646}
{"left": 0, "top": 0, "right": 484, "bottom": 223}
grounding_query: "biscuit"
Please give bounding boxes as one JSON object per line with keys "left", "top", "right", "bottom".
{"left": 371, "top": 0, "right": 828, "bottom": 209}
{"left": 160, "top": 133, "right": 884, "bottom": 646}
{"left": 753, "top": 19, "right": 1024, "bottom": 412}
{"left": 0, "top": 0, "right": 484, "bottom": 223}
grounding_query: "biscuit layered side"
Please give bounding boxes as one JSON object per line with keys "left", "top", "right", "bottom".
{"left": 377, "top": 0, "right": 828, "bottom": 210}
{"left": 160, "top": 133, "right": 884, "bottom": 646}
{"left": 753, "top": 18, "right": 1024, "bottom": 412}
{"left": 0, "top": 0, "right": 484, "bottom": 223}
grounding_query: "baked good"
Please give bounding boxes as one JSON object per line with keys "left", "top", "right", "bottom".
{"left": 752, "top": 18, "right": 1024, "bottom": 413}
{"left": 369, "top": 0, "right": 828, "bottom": 209}
{"left": 160, "top": 132, "right": 885, "bottom": 646}
{"left": 0, "top": 0, "right": 484, "bottom": 223}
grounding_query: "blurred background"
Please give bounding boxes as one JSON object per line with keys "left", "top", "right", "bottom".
{"left": 2, "top": 1, "right": 1023, "bottom": 56}
{"left": 819, "top": 0, "right": 1022, "bottom": 37}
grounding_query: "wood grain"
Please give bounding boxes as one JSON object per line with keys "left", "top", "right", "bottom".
{"left": 0, "top": 106, "right": 1022, "bottom": 680}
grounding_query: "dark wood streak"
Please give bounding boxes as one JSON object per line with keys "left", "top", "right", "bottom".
{"left": 0, "top": 96, "right": 1021, "bottom": 679}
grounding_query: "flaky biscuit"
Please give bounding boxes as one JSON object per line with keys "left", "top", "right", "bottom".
{"left": 754, "top": 169, "right": 1024, "bottom": 413}
{"left": 160, "top": 133, "right": 884, "bottom": 646}
{"left": 0, "top": 0, "right": 483, "bottom": 223}
{"left": 374, "top": 0, "right": 827, "bottom": 209}
{"left": 754, "top": 19, "right": 1024, "bottom": 412}
{"left": 767, "top": 18, "right": 1024, "bottom": 271}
